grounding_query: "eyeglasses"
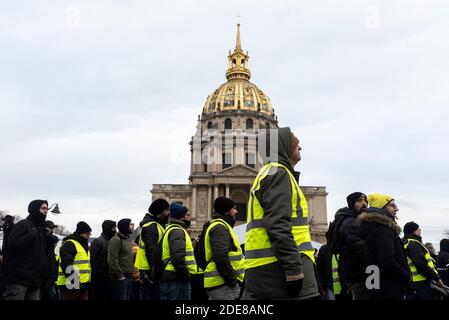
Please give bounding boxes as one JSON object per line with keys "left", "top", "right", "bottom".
{"left": 386, "top": 203, "right": 398, "bottom": 209}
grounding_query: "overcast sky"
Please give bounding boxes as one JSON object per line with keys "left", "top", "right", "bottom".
{"left": 1, "top": 0, "right": 448, "bottom": 245}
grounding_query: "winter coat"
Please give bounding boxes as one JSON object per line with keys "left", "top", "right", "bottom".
{"left": 3, "top": 212, "right": 50, "bottom": 288}
{"left": 316, "top": 244, "right": 333, "bottom": 290}
{"left": 139, "top": 214, "right": 165, "bottom": 270}
{"left": 43, "top": 234, "right": 59, "bottom": 285}
{"left": 107, "top": 232, "right": 134, "bottom": 279}
{"left": 402, "top": 234, "right": 441, "bottom": 282}
{"left": 208, "top": 213, "right": 240, "bottom": 288}
{"left": 59, "top": 233, "right": 90, "bottom": 290}
{"left": 436, "top": 239, "right": 449, "bottom": 286}
{"left": 160, "top": 218, "right": 190, "bottom": 283}
{"left": 244, "top": 127, "right": 320, "bottom": 300}
{"left": 90, "top": 233, "right": 112, "bottom": 283}
{"left": 334, "top": 207, "right": 366, "bottom": 284}
{"left": 358, "top": 208, "right": 412, "bottom": 300}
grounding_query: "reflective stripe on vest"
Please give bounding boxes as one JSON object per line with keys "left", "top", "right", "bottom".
{"left": 332, "top": 254, "right": 341, "bottom": 295}
{"left": 56, "top": 239, "right": 91, "bottom": 286}
{"left": 404, "top": 238, "right": 438, "bottom": 282}
{"left": 161, "top": 224, "right": 197, "bottom": 275}
{"left": 134, "top": 221, "right": 165, "bottom": 270}
{"left": 204, "top": 218, "right": 245, "bottom": 288}
{"left": 245, "top": 162, "right": 315, "bottom": 270}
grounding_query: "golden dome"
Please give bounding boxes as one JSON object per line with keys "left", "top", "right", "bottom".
{"left": 202, "top": 23, "right": 274, "bottom": 117}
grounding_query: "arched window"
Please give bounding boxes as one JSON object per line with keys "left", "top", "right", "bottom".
{"left": 224, "top": 118, "right": 232, "bottom": 130}
{"left": 246, "top": 118, "right": 253, "bottom": 130}
{"left": 207, "top": 121, "right": 213, "bottom": 129}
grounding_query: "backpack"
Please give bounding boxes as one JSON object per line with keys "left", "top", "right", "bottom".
{"left": 327, "top": 215, "right": 348, "bottom": 255}
{"left": 194, "top": 221, "right": 212, "bottom": 270}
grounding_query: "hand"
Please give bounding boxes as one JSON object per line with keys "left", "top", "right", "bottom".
{"left": 286, "top": 278, "right": 303, "bottom": 297}
{"left": 437, "top": 279, "right": 445, "bottom": 288}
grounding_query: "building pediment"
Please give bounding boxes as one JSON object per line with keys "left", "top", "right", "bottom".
{"left": 216, "top": 165, "right": 258, "bottom": 177}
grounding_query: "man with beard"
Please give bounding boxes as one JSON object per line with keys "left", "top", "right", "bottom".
{"left": 333, "top": 192, "right": 368, "bottom": 300}
{"left": 135, "top": 199, "right": 170, "bottom": 300}
{"left": 90, "top": 220, "right": 117, "bottom": 300}
{"left": 3, "top": 200, "right": 50, "bottom": 300}
{"left": 159, "top": 203, "right": 196, "bottom": 300}
{"left": 203, "top": 197, "right": 244, "bottom": 300}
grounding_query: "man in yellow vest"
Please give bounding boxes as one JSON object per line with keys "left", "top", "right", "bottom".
{"left": 242, "top": 127, "right": 320, "bottom": 300}
{"left": 203, "top": 197, "right": 244, "bottom": 300}
{"left": 58, "top": 221, "right": 92, "bottom": 300}
{"left": 402, "top": 221, "right": 444, "bottom": 300}
{"left": 135, "top": 199, "right": 169, "bottom": 300}
{"left": 159, "top": 203, "right": 196, "bottom": 300}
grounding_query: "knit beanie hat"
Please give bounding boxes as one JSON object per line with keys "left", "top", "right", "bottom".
{"left": 214, "top": 197, "right": 235, "bottom": 214}
{"left": 403, "top": 221, "right": 419, "bottom": 235}
{"left": 346, "top": 192, "right": 367, "bottom": 210}
{"left": 368, "top": 193, "right": 394, "bottom": 209}
{"left": 169, "top": 203, "right": 189, "bottom": 219}
{"left": 75, "top": 221, "right": 92, "bottom": 234}
{"left": 148, "top": 199, "right": 170, "bottom": 215}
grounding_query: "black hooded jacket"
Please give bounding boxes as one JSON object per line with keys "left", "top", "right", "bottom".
{"left": 3, "top": 200, "right": 50, "bottom": 287}
{"left": 59, "top": 233, "right": 90, "bottom": 289}
{"left": 436, "top": 239, "right": 449, "bottom": 285}
{"left": 358, "top": 208, "right": 412, "bottom": 299}
{"left": 334, "top": 207, "right": 366, "bottom": 284}
{"left": 402, "top": 233, "right": 440, "bottom": 282}
{"left": 90, "top": 220, "right": 116, "bottom": 283}
{"left": 207, "top": 213, "right": 239, "bottom": 288}
{"left": 139, "top": 213, "right": 166, "bottom": 271}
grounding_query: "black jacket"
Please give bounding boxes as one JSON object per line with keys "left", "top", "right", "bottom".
{"left": 334, "top": 207, "right": 366, "bottom": 284}
{"left": 316, "top": 244, "right": 333, "bottom": 290}
{"left": 208, "top": 213, "right": 239, "bottom": 288}
{"left": 3, "top": 214, "right": 50, "bottom": 288}
{"left": 160, "top": 219, "right": 190, "bottom": 283}
{"left": 59, "top": 233, "right": 90, "bottom": 289}
{"left": 358, "top": 208, "right": 412, "bottom": 300}
{"left": 436, "top": 239, "right": 449, "bottom": 286}
{"left": 90, "top": 233, "right": 112, "bottom": 283}
{"left": 43, "top": 234, "right": 59, "bottom": 285}
{"left": 402, "top": 234, "right": 440, "bottom": 282}
{"left": 139, "top": 214, "right": 165, "bottom": 271}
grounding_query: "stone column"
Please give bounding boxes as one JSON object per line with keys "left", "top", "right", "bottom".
{"left": 191, "top": 185, "right": 197, "bottom": 219}
{"left": 214, "top": 184, "right": 219, "bottom": 202}
{"left": 207, "top": 185, "right": 212, "bottom": 216}
{"left": 225, "top": 184, "right": 230, "bottom": 198}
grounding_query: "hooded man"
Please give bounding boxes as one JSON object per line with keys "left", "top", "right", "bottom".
{"left": 436, "top": 239, "right": 449, "bottom": 287}
{"left": 358, "top": 194, "right": 411, "bottom": 300}
{"left": 333, "top": 192, "right": 368, "bottom": 300}
{"left": 402, "top": 221, "right": 444, "bottom": 300}
{"left": 3, "top": 200, "right": 50, "bottom": 300}
{"left": 58, "top": 221, "right": 92, "bottom": 301}
{"left": 203, "top": 197, "right": 244, "bottom": 300}
{"left": 90, "top": 219, "right": 116, "bottom": 300}
{"left": 135, "top": 198, "right": 170, "bottom": 300}
{"left": 242, "top": 127, "right": 320, "bottom": 300}
{"left": 108, "top": 218, "right": 135, "bottom": 300}
{"left": 159, "top": 203, "right": 196, "bottom": 300}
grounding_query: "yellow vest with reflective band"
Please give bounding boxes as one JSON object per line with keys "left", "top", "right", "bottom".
{"left": 161, "top": 224, "right": 197, "bottom": 275}
{"left": 332, "top": 254, "right": 341, "bottom": 295}
{"left": 204, "top": 218, "right": 245, "bottom": 288}
{"left": 245, "top": 162, "right": 315, "bottom": 270}
{"left": 135, "top": 221, "right": 165, "bottom": 270}
{"left": 56, "top": 239, "right": 91, "bottom": 286}
{"left": 404, "top": 238, "right": 438, "bottom": 282}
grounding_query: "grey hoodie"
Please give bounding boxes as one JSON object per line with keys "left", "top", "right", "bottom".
{"left": 243, "top": 127, "right": 320, "bottom": 300}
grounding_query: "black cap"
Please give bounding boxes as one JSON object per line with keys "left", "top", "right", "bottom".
{"left": 346, "top": 192, "right": 367, "bottom": 210}
{"left": 404, "top": 221, "right": 419, "bottom": 235}
{"left": 214, "top": 197, "right": 235, "bottom": 215}
{"left": 75, "top": 221, "right": 92, "bottom": 234}
{"left": 148, "top": 199, "right": 170, "bottom": 215}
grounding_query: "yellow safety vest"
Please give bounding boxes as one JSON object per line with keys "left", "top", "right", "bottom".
{"left": 245, "top": 162, "right": 315, "bottom": 270}
{"left": 135, "top": 221, "right": 165, "bottom": 270}
{"left": 404, "top": 238, "right": 438, "bottom": 282}
{"left": 57, "top": 239, "right": 91, "bottom": 286}
{"left": 161, "top": 224, "right": 197, "bottom": 275}
{"left": 204, "top": 218, "right": 245, "bottom": 288}
{"left": 332, "top": 254, "right": 341, "bottom": 295}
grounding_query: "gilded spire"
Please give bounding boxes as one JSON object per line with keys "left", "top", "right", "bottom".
{"left": 226, "top": 21, "right": 250, "bottom": 81}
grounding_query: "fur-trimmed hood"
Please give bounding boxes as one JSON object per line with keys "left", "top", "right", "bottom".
{"left": 357, "top": 208, "right": 402, "bottom": 235}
